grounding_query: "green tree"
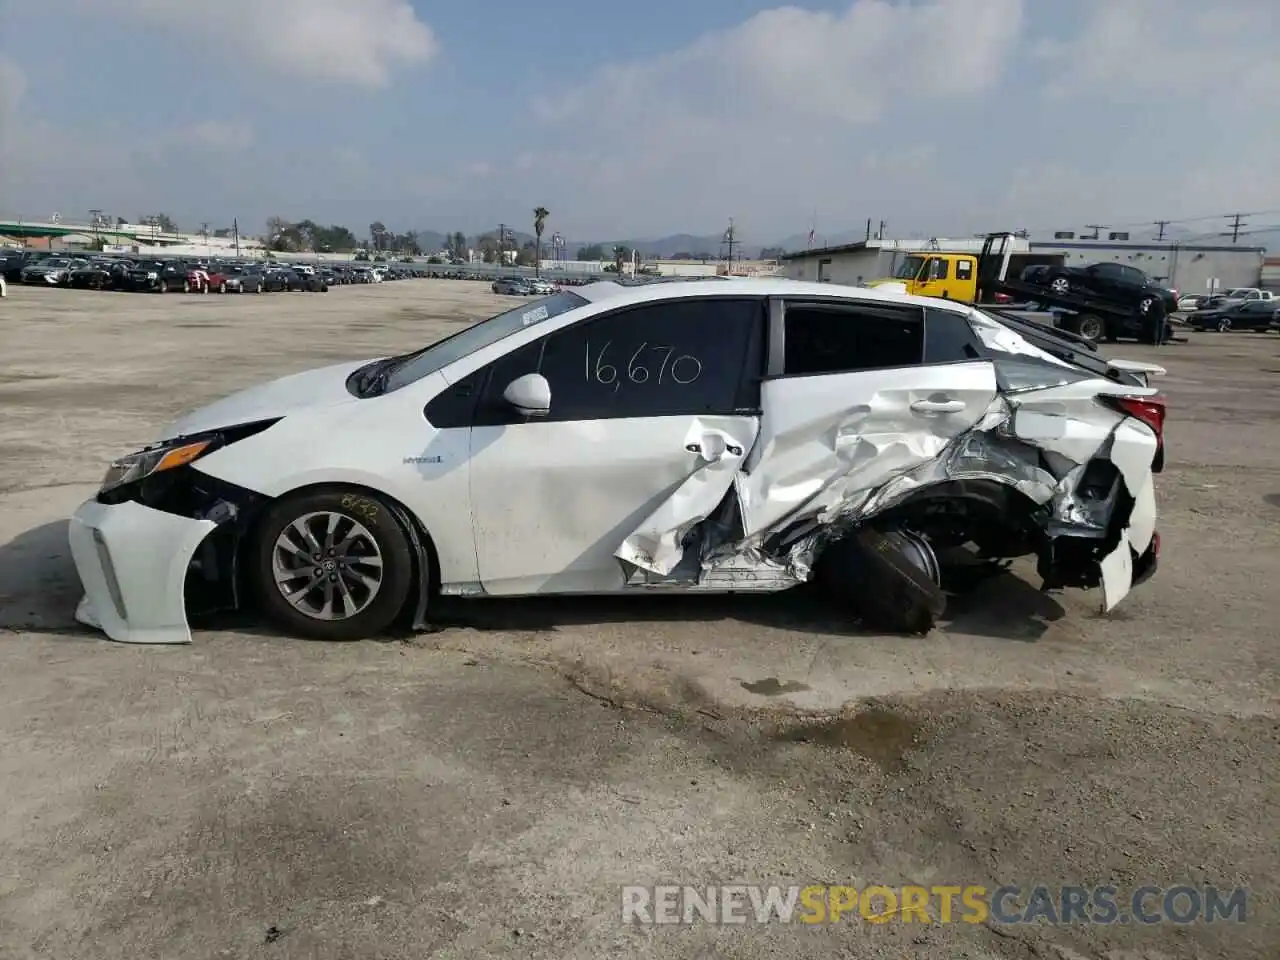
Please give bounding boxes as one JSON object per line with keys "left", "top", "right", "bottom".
{"left": 369, "top": 221, "right": 388, "bottom": 251}
{"left": 532, "top": 206, "right": 550, "bottom": 277}
{"left": 576, "top": 244, "right": 605, "bottom": 261}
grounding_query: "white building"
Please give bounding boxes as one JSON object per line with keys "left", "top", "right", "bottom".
{"left": 781, "top": 235, "right": 1265, "bottom": 293}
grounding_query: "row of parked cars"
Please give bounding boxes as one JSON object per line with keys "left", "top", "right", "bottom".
{"left": 0, "top": 250, "right": 425, "bottom": 294}
{"left": 1177, "top": 288, "right": 1280, "bottom": 333}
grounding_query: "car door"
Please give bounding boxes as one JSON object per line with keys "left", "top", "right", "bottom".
{"left": 914, "top": 256, "right": 952, "bottom": 300}
{"left": 466, "top": 296, "right": 766, "bottom": 594}
{"left": 735, "top": 299, "right": 999, "bottom": 537}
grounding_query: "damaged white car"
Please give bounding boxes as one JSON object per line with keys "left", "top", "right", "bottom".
{"left": 68, "top": 279, "right": 1165, "bottom": 644}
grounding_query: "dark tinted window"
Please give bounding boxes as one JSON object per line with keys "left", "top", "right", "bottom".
{"left": 781, "top": 302, "right": 923, "bottom": 376}
{"left": 923, "top": 308, "right": 983, "bottom": 363}
{"left": 1120, "top": 265, "right": 1148, "bottom": 284}
{"left": 956, "top": 259, "right": 973, "bottom": 280}
{"left": 476, "top": 297, "right": 764, "bottom": 422}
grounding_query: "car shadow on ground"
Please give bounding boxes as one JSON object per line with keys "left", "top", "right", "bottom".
{"left": 0, "top": 519, "right": 1064, "bottom": 645}
{"left": 421, "top": 554, "right": 1065, "bottom": 643}
{"left": 0, "top": 520, "right": 88, "bottom": 633}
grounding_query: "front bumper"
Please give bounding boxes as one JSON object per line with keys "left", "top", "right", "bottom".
{"left": 68, "top": 497, "right": 216, "bottom": 644}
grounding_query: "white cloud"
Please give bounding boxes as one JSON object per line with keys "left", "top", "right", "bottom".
{"left": 997, "top": 0, "right": 1280, "bottom": 231}
{"left": 530, "top": 0, "right": 1024, "bottom": 236}
{"left": 179, "top": 120, "right": 255, "bottom": 153}
{"left": 78, "top": 0, "right": 438, "bottom": 87}
{"left": 1035, "top": 0, "right": 1278, "bottom": 101}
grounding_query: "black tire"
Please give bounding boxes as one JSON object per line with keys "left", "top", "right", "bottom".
{"left": 252, "top": 488, "right": 415, "bottom": 641}
{"left": 1138, "top": 296, "right": 1155, "bottom": 315}
{"left": 182, "top": 280, "right": 191, "bottom": 293}
{"left": 1217, "top": 318, "right": 1231, "bottom": 332}
{"left": 1047, "top": 274, "right": 1071, "bottom": 296}
{"left": 158, "top": 279, "right": 168, "bottom": 294}
{"left": 1076, "top": 314, "right": 1105, "bottom": 343}
{"left": 815, "top": 528, "right": 946, "bottom": 635}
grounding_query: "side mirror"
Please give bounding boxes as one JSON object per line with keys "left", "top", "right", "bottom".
{"left": 502, "top": 373, "right": 551, "bottom": 417}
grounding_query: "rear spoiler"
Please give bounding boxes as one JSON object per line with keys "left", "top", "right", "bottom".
{"left": 1106, "top": 358, "right": 1166, "bottom": 388}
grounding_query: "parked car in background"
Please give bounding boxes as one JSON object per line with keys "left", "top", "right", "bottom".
{"left": 1176, "top": 294, "right": 1207, "bottom": 312}
{"left": 21, "top": 257, "right": 86, "bottom": 285}
{"left": 127, "top": 260, "right": 189, "bottom": 293}
{"left": 1189, "top": 299, "right": 1280, "bottom": 332}
{"left": 527, "top": 278, "right": 556, "bottom": 295}
{"left": 492, "top": 276, "right": 533, "bottom": 295}
{"left": 70, "top": 259, "right": 133, "bottom": 290}
{"left": 1037, "top": 262, "right": 1178, "bottom": 316}
{"left": 1198, "top": 287, "right": 1273, "bottom": 310}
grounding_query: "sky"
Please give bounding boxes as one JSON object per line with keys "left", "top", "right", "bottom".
{"left": 1, "top": 0, "right": 1277, "bottom": 245}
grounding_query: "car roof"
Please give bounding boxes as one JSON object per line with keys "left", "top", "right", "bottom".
{"left": 573, "top": 277, "right": 973, "bottom": 315}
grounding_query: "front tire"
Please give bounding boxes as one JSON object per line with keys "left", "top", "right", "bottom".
{"left": 1047, "top": 274, "right": 1071, "bottom": 296}
{"left": 252, "top": 488, "right": 414, "bottom": 641}
{"left": 1217, "top": 318, "right": 1231, "bottom": 332}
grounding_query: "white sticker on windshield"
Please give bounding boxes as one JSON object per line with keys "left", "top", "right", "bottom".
{"left": 522, "top": 305, "right": 549, "bottom": 326}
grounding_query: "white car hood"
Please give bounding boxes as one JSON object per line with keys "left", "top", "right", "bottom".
{"left": 160, "top": 359, "right": 373, "bottom": 440}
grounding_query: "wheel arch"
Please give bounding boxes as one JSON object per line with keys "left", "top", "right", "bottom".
{"left": 861, "top": 475, "right": 1049, "bottom": 554}
{"left": 234, "top": 480, "right": 441, "bottom": 628}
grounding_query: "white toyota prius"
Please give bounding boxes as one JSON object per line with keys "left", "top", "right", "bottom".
{"left": 68, "top": 278, "right": 1165, "bottom": 644}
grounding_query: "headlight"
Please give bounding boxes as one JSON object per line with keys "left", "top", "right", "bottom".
{"left": 147, "top": 271, "right": 158, "bottom": 279}
{"left": 99, "top": 438, "right": 214, "bottom": 495}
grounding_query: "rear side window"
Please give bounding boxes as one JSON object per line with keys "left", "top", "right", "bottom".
{"left": 781, "top": 302, "right": 923, "bottom": 375}
{"left": 956, "top": 259, "right": 973, "bottom": 280}
{"left": 923, "top": 307, "right": 983, "bottom": 363}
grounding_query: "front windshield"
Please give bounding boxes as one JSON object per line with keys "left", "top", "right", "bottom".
{"left": 382, "top": 290, "right": 588, "bottom": 393}
{"left": 893, "top": 255, "right": 926, "bottom": 280}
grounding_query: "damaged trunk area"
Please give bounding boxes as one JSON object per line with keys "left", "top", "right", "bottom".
{"left": 613, "top": 363, "right": 1160, "bottom": 635}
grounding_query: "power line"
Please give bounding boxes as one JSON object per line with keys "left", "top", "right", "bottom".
{"left": 1226, "top": 212, "right": 1250, "bottom": 243}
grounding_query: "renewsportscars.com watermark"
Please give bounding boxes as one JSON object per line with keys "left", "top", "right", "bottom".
{"left": 621, "top": 885, "right": 1248, "bottom": 926}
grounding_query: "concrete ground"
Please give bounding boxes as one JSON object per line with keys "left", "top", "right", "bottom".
{"left": 0, "top": 281, "right": 1275, "bottom": 960}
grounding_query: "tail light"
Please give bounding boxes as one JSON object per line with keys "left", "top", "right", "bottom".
{"left": 1102, "top": 394, "right": 1166, "bottom": 472}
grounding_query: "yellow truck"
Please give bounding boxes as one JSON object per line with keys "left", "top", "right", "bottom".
{"left": 863, "top": 239, "right": 1064, "bottom": 304}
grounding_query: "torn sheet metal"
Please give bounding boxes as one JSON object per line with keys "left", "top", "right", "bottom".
{"left": 615, "top": 419, "right": 757, "bottom": 575}
{"left": 735, "top": 361, "right": 1000, "bottom": 538}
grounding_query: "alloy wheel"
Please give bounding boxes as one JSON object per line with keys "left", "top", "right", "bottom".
{"left": 271, "top": 511, "right": 384, "bottom": 621}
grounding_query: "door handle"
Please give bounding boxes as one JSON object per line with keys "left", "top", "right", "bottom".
{"left": 911, "top": 399, "right": 965, "bottom": 414}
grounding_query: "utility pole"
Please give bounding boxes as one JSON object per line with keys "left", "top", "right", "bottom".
{"left": 1084, "top": 224, "right": 1106, "bottom": 240}
{"left": 498, "top": 223, "right": 510, "bottom": 265}
{"left": 877, "top": 220, "right": 887, "bottom": 240}
{"left": 1153, "top": 220, "right": 1170, "bottom": 241}
{"left": 722, "top": 218, "right": 738, "bottom": 273}
{"left": 1226, "top": 212, "right": 1248, "bottom": 243}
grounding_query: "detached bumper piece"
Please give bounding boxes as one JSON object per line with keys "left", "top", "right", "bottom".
{"left": 68, "top": 499, "right": 217, "bottom": 644}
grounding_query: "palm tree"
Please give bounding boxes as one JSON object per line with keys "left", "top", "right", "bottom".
{"left": 533, "top": 206, "right": 550, "bottom": 277}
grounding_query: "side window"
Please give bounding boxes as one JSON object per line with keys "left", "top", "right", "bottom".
{"left": 781, "top": 302, "right": 923, "bottom": 376}
{"left": 923, "top": 307, "right": 983, "bottom": 364}
{"left": 928, "top": 258, "right": 950, "bottom": 280}
{"left": 1121, "top": 266, "right": 1147, "bottom": 284}
{"left": 956, "top": 259, "right": 973, "bottom": 281}
{"left": 477, "top": 298, "right": 764, "bottom": 423}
